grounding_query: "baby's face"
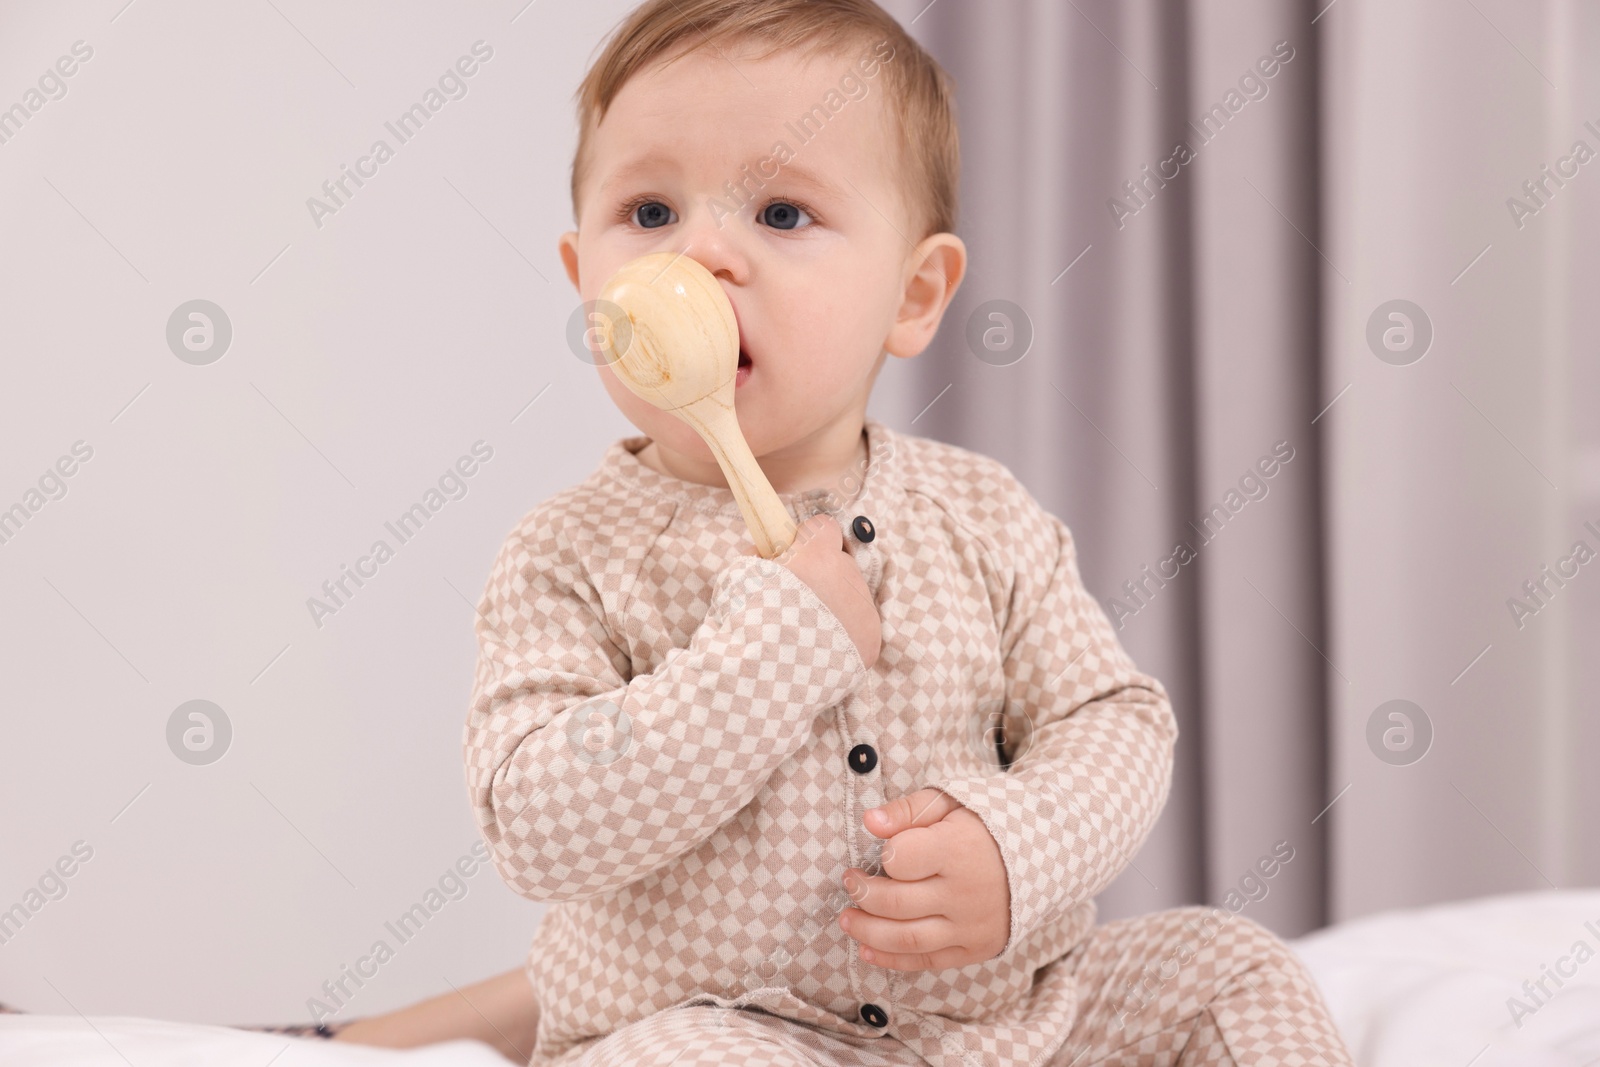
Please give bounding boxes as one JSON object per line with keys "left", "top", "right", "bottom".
{"left": 560, "top": 43, "right": 957, "bottom": 467}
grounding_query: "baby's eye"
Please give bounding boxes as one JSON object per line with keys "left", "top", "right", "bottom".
{"left": 631, "top": 200, "right": 676, "bottom": 229}
{"left": 759, "top": 200, "right": 812, "bottom": 231}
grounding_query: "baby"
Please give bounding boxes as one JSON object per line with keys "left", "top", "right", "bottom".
{"left": 462, "top": 1, "right": 1356, "bottom": 1065}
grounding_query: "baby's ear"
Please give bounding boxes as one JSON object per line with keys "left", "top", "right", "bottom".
{"left": 557, "top": 231, "right": 581, "bottom": 291}
{"left": 886, "top": 233, "right": 968, "bottom": 360}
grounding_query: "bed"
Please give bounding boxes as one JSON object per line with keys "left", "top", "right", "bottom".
{"left": 1288, "top": 888, "right": 1600, "bottom": 1066}
{"left": 5, "top": 889, "right": 1598, "bottom": 1065}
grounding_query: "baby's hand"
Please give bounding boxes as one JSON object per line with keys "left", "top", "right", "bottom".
{"left": 763, "top": 514, "right": 882, "bottom": 670}
{"left": 838, "top": 787, "right": 1010, "bottom": 971}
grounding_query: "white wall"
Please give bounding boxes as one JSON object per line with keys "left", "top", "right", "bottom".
{"left": 0, "top": 0, "right": 934, "bottom": 1027}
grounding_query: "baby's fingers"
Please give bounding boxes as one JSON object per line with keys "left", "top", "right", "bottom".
{"left": 876, "top": 824, "right": 946, "bottom": 881}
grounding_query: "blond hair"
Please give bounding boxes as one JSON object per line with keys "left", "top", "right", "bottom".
{"left": 570, "top": 0, "right": 959, "bottom": 240}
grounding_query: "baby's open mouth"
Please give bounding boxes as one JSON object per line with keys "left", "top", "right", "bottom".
{"left": 736, "top": 347, "right": 752, "bottom": 388}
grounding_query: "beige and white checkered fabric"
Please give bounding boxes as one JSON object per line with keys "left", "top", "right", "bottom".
{"left": 462, "top": 419, "right": 1353, "bottom": 1066}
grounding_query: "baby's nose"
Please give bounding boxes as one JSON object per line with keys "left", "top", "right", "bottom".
{"left": 674, "top": 217, "right": 752, "bottom": 281}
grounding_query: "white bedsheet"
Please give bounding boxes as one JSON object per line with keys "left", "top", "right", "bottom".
{"left": 1287, "top": 888, "right": 1600, "bottom": 1066}
{"left": 5, "top": 889, "right": 1598, "bottom": 1065}
{"left": 0, "top": 1015, "right": 512, "bottom": 1066}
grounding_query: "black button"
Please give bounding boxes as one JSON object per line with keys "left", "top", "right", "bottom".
{"left": 850, "top": 515, "right": 875, "bottom": 543}
{"left": 848, "top": 743, "right": 878, "bottom": 774}
{"left": 859, "top": 1002, "right": 888, "bottom": 1027}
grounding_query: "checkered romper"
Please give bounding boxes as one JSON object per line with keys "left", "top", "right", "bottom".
{"left": 462, "top": 419, "right": 1353, "bottom": 1067}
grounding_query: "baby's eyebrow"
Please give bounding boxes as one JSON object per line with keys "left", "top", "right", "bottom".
{"left": 598, "top": 152, "right": 845, "bottom": 202}
{"left": 598, "top": 152, "right": 681, "bottom": 194}
{"left": 767, "top": 161, "right": 844, "bottom": 200}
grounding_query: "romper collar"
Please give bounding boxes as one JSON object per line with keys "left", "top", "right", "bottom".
{"left": 600, "top": 416, "right": 900, "bottom": 524}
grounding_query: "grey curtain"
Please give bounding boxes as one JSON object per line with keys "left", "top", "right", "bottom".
{"left": 873, "top": 0, "right": 1600, "bottom": 937}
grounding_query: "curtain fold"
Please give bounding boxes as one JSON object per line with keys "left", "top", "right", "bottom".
{"left": 873, "top": 0, "right": 1597, "bottom": 937}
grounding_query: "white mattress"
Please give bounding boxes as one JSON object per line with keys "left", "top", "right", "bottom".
{"left": 0, "top": 1015, "right": 512, "bottom": 1066}
{"left": 5, "top": 889, "right": 1598, "bottom": 1065}
{"left": 1287, "top": 888, "right": 1600, "bottom": 1066}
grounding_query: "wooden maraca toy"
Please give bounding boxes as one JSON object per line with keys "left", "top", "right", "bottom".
{"left": 594, "top": 252, "right": 799, "bottom": 558}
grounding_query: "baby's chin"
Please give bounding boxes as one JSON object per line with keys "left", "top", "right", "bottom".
{"left": 627, "top": 405, "right": 796, "bottom": 467}
{"left": 598, "top": 366, "right": 774, "bottom": 453}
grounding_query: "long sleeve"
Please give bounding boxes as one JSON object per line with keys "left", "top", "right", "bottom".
{"left": 927, "top": 486, "right": 1177, "bottom": 958}
{"left": 462, "top": 514, "right": 869, "bottom": 902}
